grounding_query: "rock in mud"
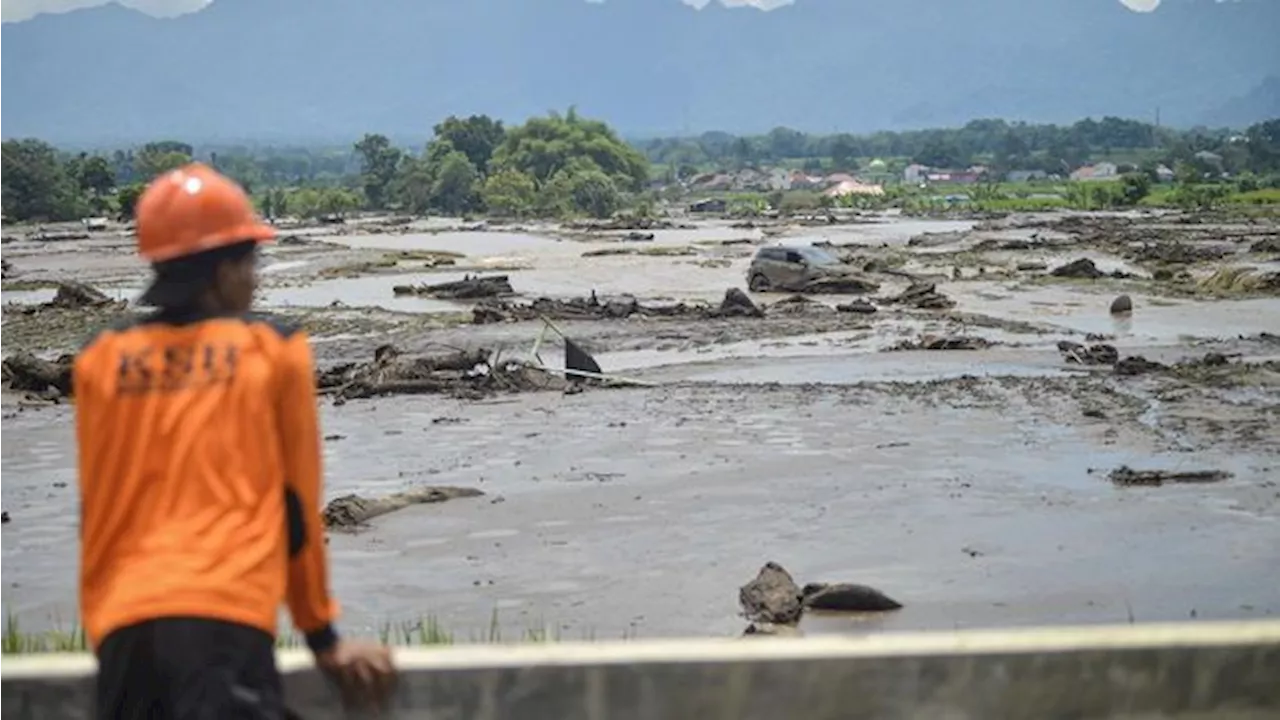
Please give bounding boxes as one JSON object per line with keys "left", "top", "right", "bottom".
{"left": 1114, "top": 356, "right": 1167, "bottom": 376}
{"left": 1, "top": 259, "right": 13, "bottom": 279}
{"left": 2, "top": 352, "right": 74, "bottom": 397}
{"left": 1109, "top": 294, "right": 1133, "bottom": 315}
{"left": 1058, "top": 341, "right": 1120, "bottom": 366}
{"left": 718, "top": 288, "right": 763, "bottom": 318}
{"left": 739, "top": 562, "right": 803, "bottom": 625}
{"left": 323, "top": 486, "right": 484, "bottom": 530}
{"left": 836, "top": 299, "right": 877, "bottom": 314}
{"left": 1, "top": 510, "right": 9, "bottom": 524}
{"left": 47, "top": 281, "right": 118, "bottom": 310}
{"left": 393, "top": 274, "right": 515, "bottom": 299}
{"left": 1050, "top": 258, "right": 1105, "bottom": 279}
{"left": 801, "top": 582, "right": 903, "bottom": 612}
{"left": 884, "top": 281, "right": 955, "bottom": 310}
{"left": 907, "top": 230, "right": 967, "bottom": 248}
{"left": 621, "top": 231, "right": 655, "bottom": 242}
{"left": 317, "top": 345, "right": 566, "bottom": 401}
{"left": 1016, "top": 261, "right": 1048, "bottom": 272}
{"left": 1108, "top": 466, "right": 1232, "bottom": 487}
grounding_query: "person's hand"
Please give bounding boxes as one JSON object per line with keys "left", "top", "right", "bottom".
{"left": 314, "top": 639, "right": 397, "bottom": 710}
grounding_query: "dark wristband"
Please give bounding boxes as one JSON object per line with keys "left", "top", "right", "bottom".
{"left": 305, "top": 623, "right": 339, "bottom": 654}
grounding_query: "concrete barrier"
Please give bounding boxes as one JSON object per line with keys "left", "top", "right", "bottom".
{"left": 4, "top": 620, "right": 1279, "bottom": 719}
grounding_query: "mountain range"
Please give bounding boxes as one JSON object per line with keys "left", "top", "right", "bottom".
{"left": 2, "top": 0, "right": 1278, "bottom": 144}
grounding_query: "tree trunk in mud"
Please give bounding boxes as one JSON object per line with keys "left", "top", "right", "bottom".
{"left": 322, "top": 486, "right": 485, "bottom": 530}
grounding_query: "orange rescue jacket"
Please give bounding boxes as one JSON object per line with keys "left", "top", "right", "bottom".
{"left": 73, "top": 310, "right": 339, "bottom": 652}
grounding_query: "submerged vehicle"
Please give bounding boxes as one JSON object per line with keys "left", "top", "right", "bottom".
{"left": 746, "top": 245, "right": 877, "bottom": 294}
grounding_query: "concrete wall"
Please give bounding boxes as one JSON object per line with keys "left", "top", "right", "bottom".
{"left": 4, "top": 620, "right": 1279, "bottom": 719}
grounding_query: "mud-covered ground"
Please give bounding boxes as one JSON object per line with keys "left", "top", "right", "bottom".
{"left": 3, "top": 210, "right": 1279, "bottom": 639}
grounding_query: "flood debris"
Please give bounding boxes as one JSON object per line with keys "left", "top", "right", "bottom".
{"left": 882, "top": 281, "right": 955, "bottom": 310}
{"left": 1128, "top": 242, "right": 1233, "bottom": 265}
{"left": 892, "top": 335, "right": 992, "bottom": 351}
{"left": 801, "top": 583, "right": 903, "bottom": 612}
{"left": 1109, "top": 294, "right": 1133, "bottom": 315}
{"left": 836, "top": 299, "right": 878, "bottom": 314}
{"left": 1114, "top": 355, "right": 1166, "bottom": 376}
{"left": 1, "top": 510, "right": 9, "bottom": 524}
{"left": 563, "top": 217, "right": 692, "bottom": 232}
{"left": 766, "top": 295, "right": 835, "bottom": 315}
{"left": 49, "top": 281, "right": 119, "bottom": 309}
{"left": 1058, "top": 341, "right": 1120, "bottom": 366}
{"left": 317, "top": 345, "right": 566, "bottom": 401}
{"left": 2, "top": 352, "right": 74, "bottom": 397}
{"left": 738, "top": 562, "right": 900, "bottom": 633}
{"left": 393, "top": 274, "right": 515, "bottom": 299}
{"left": 621, "top": 231, "right": 655, "bottom": 242}
{"left": 1196, "top": 267, "right": 1280, "bottom": 295}
{"left": 472, "top": 288, "right": 764, "bottom": 324}
{"left": 323, "top": 486, "right": 485, "bottom": 531}
{"left": 1108, "top": 466, "right": 1232, "bottom": 487}
{"left": 798, "top": 274, "right": 880, "bottom": 294}
{"left": 1050, "top": 258, "right": 1105, "bottom": 279}
{"left": 1, "top": 259, "right": 13, "bottom": 279}
{"left": 1250, "top": 237, "right": 1280, "bottom": 254}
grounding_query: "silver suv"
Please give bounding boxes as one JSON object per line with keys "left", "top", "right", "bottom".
{"left": 746, "top": 245, "right": 843, "bottom": 292}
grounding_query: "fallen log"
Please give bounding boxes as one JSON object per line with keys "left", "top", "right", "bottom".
{"left": 393, "top": 274, "right": 514, "bottom": 299}
{"left": 323, "top": 486, "right": 485, "bottom": 530}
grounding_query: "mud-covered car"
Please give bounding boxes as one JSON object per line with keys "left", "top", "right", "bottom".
{"left": 746, "top": 245, "right": 879, "bottom": 294}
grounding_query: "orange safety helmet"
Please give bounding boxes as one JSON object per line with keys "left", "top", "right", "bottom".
{"left": 135, "top": 162, "right": 276, "bottom": 263}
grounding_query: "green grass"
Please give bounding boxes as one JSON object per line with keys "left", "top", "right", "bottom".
{"left": 1, "top": 610, "right": 625, "bottom": 655}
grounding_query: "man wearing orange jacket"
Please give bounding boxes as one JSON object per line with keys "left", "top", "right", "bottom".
{"left": 74, "top": 163, "right": 395, "bottom": 718}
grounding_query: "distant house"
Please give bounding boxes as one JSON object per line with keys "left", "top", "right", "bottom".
{"left": 904, "top": 164, "right": 929, "bottom": 184}
{"left": 824, "top": 180, "right": 885, "bottom": 198}
{"left": 1006, "top": 170, "right": 1048, "bottom": 183}
{"left": 1070, "top": 162, "right": 1119, "bottom": 182}
{"left": 1155, "top": 164, "right": 1176, "bottom": 183}
{"left": 927, "top": 170, "right": 981, "bottom": 184}
{"left": 689, "top": 198, "right": 727, "bottom": 214}
{"left": 823, "top": 172, "right": 859, "bottom": 187}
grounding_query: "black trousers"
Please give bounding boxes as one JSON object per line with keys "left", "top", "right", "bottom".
{"left": 95, "top": 617, "right": 288, "bottom": 720}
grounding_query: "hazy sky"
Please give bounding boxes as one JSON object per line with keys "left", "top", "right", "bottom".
{"left": 0, "top": 0, "right": 1161, "bottom": 23}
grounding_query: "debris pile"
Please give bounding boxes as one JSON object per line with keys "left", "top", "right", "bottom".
{"left": 472, "top": 288, "right": 768, "bottom": 324}
{"left": 882, "top": 281, "right": 955, "bottom": 310}
{"left": 316, "top": 344, "right": 566, "bottom": 401}
{"left": 2, "top": 352, "right": 74, "bottom": 398}
{"left": 393, "top": 274, "right": 514, "bottom": 299}
{"left": 323, "top": 486, "right": 484, "bottom": 531}
{"left": 1, "top": 259, "right": 12, "bottom": 279}
{"left": 1127, "top": 242, "right": 1233, "bottom": 265}
{"left": 1057, "top": 341, "right": 1120, "bottom": 366}
{"left": 1050, "top": 258, "right": 1105, "bottom": 279}
{"left": 1108, "top": 466, "right": 1232, "bottom": 487}
{"left": 1114, "top": 355, "right": 1166, "bottom": 376}
{"left": 1196, "top": 267, "right": 1280, "bottom": 295}
{"left": 797, "top": 274, "right": 880, "bottom": 294}
{"left": 836, "top": 299, "right": 878, "bottom": 314}
{"left": 892, "top": 334, "right": 992, "bottom": 351}
{"left": 766, "top": 295, "right": 835, "bottom": 315}
{"left": 738, "top": 562, "right": 900, "bottom": 636}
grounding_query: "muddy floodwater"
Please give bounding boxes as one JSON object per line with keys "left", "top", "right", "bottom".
{"left": 3, "top": 210, "right": 1279, "bottom": 640}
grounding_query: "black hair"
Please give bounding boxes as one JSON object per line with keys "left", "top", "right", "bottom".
{"left": 141, "top": 240, "right": 258, "bottom": 311}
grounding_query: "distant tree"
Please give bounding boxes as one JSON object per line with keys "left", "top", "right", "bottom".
{"left": 829, "top": 134, "right": 858, "bottom": 170}
{"left": 1118, "top": 173, "right": 1152, "bottom": 206}
{"left": 391, "top": 157, "right": 435, "bottom": 215}
{"left": 431, "top": 151, "right": 481, "bottom": 215}
{"left": 491, "top": 108, "right": 648, "bottom": 191}
{"left": 480, "top": 168, "right": 537, "bottom": 218}
{"left": 353, "top": 133, "right": 404, "bottom": 209}
{"left": 565, "top": 168, "right": 620, "bottom": 219}
{"left": 1, "top": 139, "right": 84, "bottom": 221}
{"left": 913, "top": 139, "right": 961, "bottom": 169}
{"left": 135, "top": 141, "right": 193, "bottom": 180}
{"left": 76, "top": 155, "right": 117, "bottom": 196}
{"left": 431, "top": 115, "right": 505, "bottom": 173}
{"left": 116, "top": 183, "right": 146, "bottom": 220}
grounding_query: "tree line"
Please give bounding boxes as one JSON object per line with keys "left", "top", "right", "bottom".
{"left": 640, "top": 117, "right": 1280, "bottom": 179}
{"left": 4, "top": 114, "right": 1277, "bottom": 223}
